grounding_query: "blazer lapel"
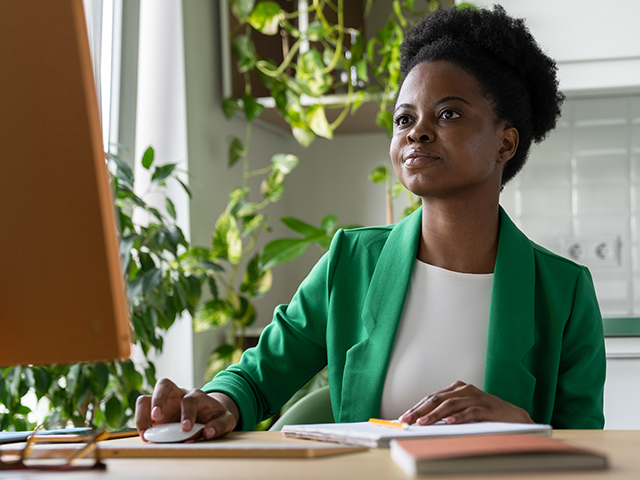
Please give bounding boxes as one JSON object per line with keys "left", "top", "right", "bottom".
{"left": 484, "top": 208, "right": 536, "bottom": 412}
{"left": 338, "top": 208, "right": 422, "bottom": 422}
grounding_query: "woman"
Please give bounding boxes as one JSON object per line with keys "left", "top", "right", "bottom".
{"left": 135, "top": 5, "right": 605, "bottom": 440}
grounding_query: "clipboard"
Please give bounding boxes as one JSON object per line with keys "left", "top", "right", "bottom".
{"left": 0, "top": 433, "right": 367, "bottom": 460}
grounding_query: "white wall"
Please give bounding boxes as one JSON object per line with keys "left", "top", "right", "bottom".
{"left": 470, "top": 0, "right": 640, "bottom": 95}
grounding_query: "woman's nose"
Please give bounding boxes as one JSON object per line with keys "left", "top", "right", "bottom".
{"left": 408, "top": 120, "right": 434, "bottom": 143}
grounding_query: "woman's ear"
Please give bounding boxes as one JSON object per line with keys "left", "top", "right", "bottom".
{"left": 498, "top": 127, "right": 519, "bottom": 164}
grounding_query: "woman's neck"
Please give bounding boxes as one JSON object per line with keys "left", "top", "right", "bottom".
{"left": 417, "top": 198, "right": 501, "bottom": 274}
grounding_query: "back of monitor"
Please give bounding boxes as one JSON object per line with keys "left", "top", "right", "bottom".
{"left": 0, "top": 0, "right": 131, "bottom": 365}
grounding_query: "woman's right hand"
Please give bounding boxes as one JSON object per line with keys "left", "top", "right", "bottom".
{"left": 135, "top": 378, "right": 240, "bottom": 441}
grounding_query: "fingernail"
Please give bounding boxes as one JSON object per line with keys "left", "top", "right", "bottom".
{"left": 151, "top": 406, "right": 162, "bottom": 420}
{"left": 418, "top": 416, "right": 429, "bottom": 425}
{"left": 182, "top": 419, "right": 192, "bottom": 431}
{"left": 445, "top": 416, "right": 456, "bottom": 424}
{"left": 205, "top": 427, "right": 216, "bottom": 439}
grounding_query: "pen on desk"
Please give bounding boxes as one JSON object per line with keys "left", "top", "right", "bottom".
{"left": 368, "top": 418, "right": 409, "bottom": 430}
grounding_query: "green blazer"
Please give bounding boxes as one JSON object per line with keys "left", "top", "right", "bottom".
{"left": 203, "top": 207, "right": 606, "bottom": 430}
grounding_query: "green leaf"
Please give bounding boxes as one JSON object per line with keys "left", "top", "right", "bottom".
{"left": 151, "top": 163, "right": 178, "bottom": 183}
{"left": 376, "top": 110, "right": 394, "bottom": 137}
{"left": 227, "top": 187, "right": 249, "bottom": 214}
{"left": 281, "top": 217, "right": 324, "bottom": 239}
{"left": 355, "top": 58, "right": 369, "bottom": 82}
{"left": 105, "top": 396, "right": 124, "bottom": 428}
{"left": 33, "top": 368, "right": 52, "bottom": 398}
{"left": 306, "top": 21, "right": 327, "bottom": 41}
{"left": 233, "top": 35, "right": 257, "bottom": 73}
{"left": 117, "top": 184, "right": 146, "bottom": 207}
{"left": 127, "top": 390, "right": 142, "bottom": 411}
{"left": 204, "top": 344, "right": 242, "bottom": 381}
{"left": 236, "top": 202, "right": 259, "bottom": 218}
{"left": 232, "top": 295, "right": 257, "bottom": 328}
{"left": 177, "top": 177, "right": 192, "bottom": 198}
{"left": 222, "top": 97, "right": 240, "bottom": 119}
{"left": 321, "top": 215, "right": 337, "bottom": 234}
{"left": 242, "top": 94, "right": 264, "bottom": 121}
{"left": 242, "top": 214, "right": 264, "bottom": 237}
{"left": 271, "top": 153, "right": 299, "bottom": 174}
{"left": 247, "top": 1, "right": 281, "bottom": 35}
{"left": 142, "top": 268, "right": 162, "bottom": 295}
{"left": 109, "top": 153, "right": 134, "bottom": 186}
{"left": 296, "top": 50, "right": 332, "bottom": 97}
{"left": 260, "top": 169, "right": 285, "bottom": 202}
{"left": 271, "top": 81, "right": 289, "bottom": 113}
{"left": 212, "top": 212, "right": 243, "bottom": 264}
{"left": 369, "top": 166, "right": 388, "bottom": 184}
{"left": 141, "top": 146, "right": 154, "bottom": 170}
{"left": 208, "top": 276, "right": 219, "bottom": 299}
{"left": 261, "top": 238, "right": 311, "bottom": 271}
{"left": 127, "top": 276, "right": 144, "bottom": 303}
{"left": 392, "top": 181, "right": 405, "bottom": 199}
{"left": 165, "top": 197, "right": 177, "bottom": 220}
{"left": 144, "top": 364, "right": 157, "bottom": 387}
{"left": 193, "top": 299, "right": 235, "bottom": 332}
{"left": 366, "top": 38, "right": 377, "bottom": 65}
{"left": 350, "top": 31, "right": 365, "bottom": 62}
{"left": 120, "top": 361, "right": 144, "bottom": 391}
{"left": 241, "top": 254, "right": 273, "bottom": 298}
{"left": 307, "top": 105, "right": 332, "bottom": 139}
{"left": 230, "top": 0, "right": 255, "bottom": 21}
{"left": 351, "top": 90, "right": 367, "bottom": 114}
{"left": 228, "top": 136, "right": 244, "bottom": 167}
{"left": 292, "top": 127, "right": 316, "bottom": 148}
{"left": 94, "top": 363, "right": 109, "bottom": 394}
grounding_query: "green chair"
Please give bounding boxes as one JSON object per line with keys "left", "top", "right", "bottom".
{"left": 269, "top": 385, "right": 334, "bottom": 431}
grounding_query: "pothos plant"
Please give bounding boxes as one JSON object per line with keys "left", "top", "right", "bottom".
{"left": 197, "top": 0, "right": 471, "bottom": 384}
{"left": 0, "top": 147, "right": 212, "bottom": 431}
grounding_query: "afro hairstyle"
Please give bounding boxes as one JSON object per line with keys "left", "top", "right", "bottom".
{"left": 399, "top": 5, "right": 565, "bottom": 186}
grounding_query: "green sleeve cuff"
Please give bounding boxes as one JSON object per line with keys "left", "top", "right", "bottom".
{"left": 202, "top": 371, "right": 259, "bottom": 431}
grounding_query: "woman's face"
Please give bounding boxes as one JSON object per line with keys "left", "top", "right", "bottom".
{"left": 389, "top": 61, "right": 517, "bottom": 200}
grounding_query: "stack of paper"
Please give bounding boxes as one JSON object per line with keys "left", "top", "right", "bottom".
{"left": 281, "top": 422, "right": 552, "bottom": 448}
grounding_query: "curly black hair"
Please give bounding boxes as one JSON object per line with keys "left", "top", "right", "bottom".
{"left": 399, "top": 5, "right": 564, "bottom": 186}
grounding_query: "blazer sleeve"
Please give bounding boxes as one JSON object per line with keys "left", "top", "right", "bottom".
{"left": 201, "top": 231, "right": 345, "bottom": 431}
{"left": 552, "top": 267, "right": 606, "bottom": 429}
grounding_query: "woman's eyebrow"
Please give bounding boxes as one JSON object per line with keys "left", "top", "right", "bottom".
{"left": 394, "top": 103, "right": 414, "bottom": 113}
{"left": 436, "top": 96, "right": 471, "bottom": 106}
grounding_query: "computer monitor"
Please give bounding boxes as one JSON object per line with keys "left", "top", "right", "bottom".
{"left": 0, "top": 0, "right": 131, "bottom": 365}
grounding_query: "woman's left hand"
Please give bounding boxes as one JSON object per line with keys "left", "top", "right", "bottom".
{"left": 399, "top": 380, "right": 534, "bottom": 425}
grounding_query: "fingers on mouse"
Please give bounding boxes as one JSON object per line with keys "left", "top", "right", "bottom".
{"left": 141, "top": 422, "right": 206, "bottom": 443}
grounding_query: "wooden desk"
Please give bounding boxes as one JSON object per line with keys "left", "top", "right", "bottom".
{"left": 1, "top": 430, "right": 639, "bottom": 479}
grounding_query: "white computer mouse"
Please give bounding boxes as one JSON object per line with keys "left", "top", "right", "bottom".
{"left": 142, "top": 422, "right": 205, "bottom": 443}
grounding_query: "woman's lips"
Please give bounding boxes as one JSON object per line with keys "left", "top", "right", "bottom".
{"left": 403, "top": 151, "right": 440, "bottom": 168}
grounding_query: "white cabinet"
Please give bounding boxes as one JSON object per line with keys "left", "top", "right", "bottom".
{"left": 604, "top": 338, "right": 640, "bottom": 429}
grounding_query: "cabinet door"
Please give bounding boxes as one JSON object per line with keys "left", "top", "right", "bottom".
{"left": 604, "top": 338, "right": 640, "bottom": 429}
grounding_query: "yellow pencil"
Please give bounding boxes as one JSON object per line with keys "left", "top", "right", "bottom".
{"left": 368, "top": 418, "right": 409, "bottom": 430}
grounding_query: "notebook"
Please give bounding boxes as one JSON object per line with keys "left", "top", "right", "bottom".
{"left": 390, "top": 433, "right": 608, "bottom": 475}
{"left": 281, "top": 421, "right": 552, "bottom": 448}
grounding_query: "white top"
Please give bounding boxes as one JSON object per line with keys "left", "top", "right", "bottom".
{"left": 379, "top": 260, "right": 493, "bottom": 420}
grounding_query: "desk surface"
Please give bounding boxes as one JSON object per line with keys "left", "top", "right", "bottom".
{"left": 2, "top": 430, "right": 639, "bottom": 479}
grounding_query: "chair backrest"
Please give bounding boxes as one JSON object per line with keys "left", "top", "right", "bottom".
{"left": 269, "top": 386, "right": 334, "bottom": 431}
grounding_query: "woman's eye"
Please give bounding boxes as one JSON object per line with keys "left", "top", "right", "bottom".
{"left": 395, "top": 115, "right": 410, "bottom": 126}
{"left": 440, "top": 109, "right": 460, "bottom": 120}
